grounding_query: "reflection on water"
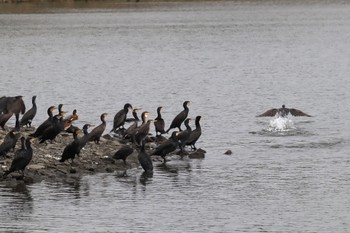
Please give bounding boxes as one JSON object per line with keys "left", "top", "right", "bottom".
{"left": 1, "top": 1, "right": 350, "bottom": 232}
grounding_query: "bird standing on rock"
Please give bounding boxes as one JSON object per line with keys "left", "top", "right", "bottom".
{"left": 3, "top": 137, "right": 34, "bottom": 178}
{"left": 166, "top": 101, "right": 190, "bottom": 133}
{"left": 0, "top": 129, "right": 21, "bottom": 157}
{"left": 154, "top": 106, "right": 165, "bottom": 136}
{"left": 20, "top": 95, "right": 37, "bottom": 128}
{"left": 110, "top": 103, "right": 133, "bottom": 134}
{"left": 183, "top": 116, "right": 202, "bottom": 151}
{"left": 30, "top": 106, "right": 56, "bottom": 138}
{"left": 112, "top": 146, "right": 134, "bottom": 166}
{"left": 59, "top": 128, "right": 82, "bottom": 163}
{"left": 152, "top": 131, "right": 180, "bottom": 163}
{"left": 88, "top": 113, "right": 108, "bottom": 144}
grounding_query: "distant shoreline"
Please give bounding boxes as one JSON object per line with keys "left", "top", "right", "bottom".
{"left": 0, "top": 0, "right": 226, "bottom": 14}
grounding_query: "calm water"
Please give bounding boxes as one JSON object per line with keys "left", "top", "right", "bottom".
{"left": 1, "top": 1, "right": 350, "bottom": 232}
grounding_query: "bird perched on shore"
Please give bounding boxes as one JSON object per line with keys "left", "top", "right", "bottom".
{"left": 135, "top": 119, "right": 155, "bottom": 145}
{"left": 154, "top": 106, "right": 165, "bottom": 136}
{"left": 125, "top": 108, "right": 141, "bottom": 123}
{"left": 89, "top": 113, "right": 107, "bottom": 144}
{"left": 64, "top": 109, "right": 79, "bottom": 131}
{"left": 30, "top": 106, "right": 56, "bottom": 138}
{"left": 124, "top": 111, "right": 149, "bottom": 142}
{"left": 110, "top": 103, "right": 133, "bottom": 134}
{"left": 166, "top": 101, "right": 190, "bottom": 133}
{"left": 177, "top": 118, "right": 192, "bottom": 151}
{"left": 257, "top": 105, "right": 312, "bottom": 118}
{"left": 59, "top": 128, "right": 82, "bottom": 163}
{"left": 138, "top": 140, "right": 153, "bottom": 174}
{"left": 20, "top": 95, "right": 37, "bottom": 128}
{"left": 3, "top": 137, "right": 34, "bottom": 178}
{"left": 152, "top": 131, "right": 180, "bottom": 163}
{"left": 112, "top": 145, "right": 134, "bottom": 166}
{"left": 39, "top": 114, "right": 64, "bottom": 144}
{"left": 77, "top": 124, "right": 92, "bottom": 151}
{"left": 0, "top": 129, "right": 21, "bottom": 157}
{"left": 183, "top": 116, "right": 202, "bottom": 151}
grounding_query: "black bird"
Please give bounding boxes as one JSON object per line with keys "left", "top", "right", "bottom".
{"left": 20, "top": 95, "right": 37, "bottom": 128}
{"left": 135, "top": 119, "right": 155, "bottom": 145}
{"left": 77, "top": 124, "right": 92, "bottom": 151}
{"left": 17, "top": 136, "right": 26, "bottom": 152}
{"left": 166, "top": 101, "right": 190, "bottom": 133}
{"left": 125, "top": 108, "right": 141, "bottom": 123}
{"left": 112, "top": 145, "right": 134, "bottom": 166}
{"left": 59, "top": 128, "right": 82, "bottom": 163}
{"left": 183, "top": 116, "right": 202, "bottom": 151}
{"left": 30, "top": 106, "right": 56, "bottom": 138}
{"left": 257, "top": 105, "right": 312, "bottom": 118}
{"left": 88, "top": 113, "right": 107, "bottom": 144}
{"left": 152, "top": 131, "right": 180, "bottom": 163}
{"left": 3, "top": 137, "right": 34, "bottom": 178}
{"left": 39, "top": 115, "right": 64, "bottom": 144}
{"left": 0, "top": 129, "right": 20, "bottom": 157}
{"left": 64, "top": 109, "right": 79, "bottom": 131}
{"left": 154, "top": 106, "right": 166, "bottom": 136}
{"left": 124, "top": 111, "right": 149, "bottom": 141}
{"left": 110, "top": 103, "right": 133, "bottom": 134}
{"left": 176, "top": 118, "right": 192, "bottom": 151}
{"left": 138, "top": 140, "right": 153, "bottom": 173}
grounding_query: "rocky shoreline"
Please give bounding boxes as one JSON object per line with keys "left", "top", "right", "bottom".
{"left": 0, "top": 127, "right": 205, "bottom": 186}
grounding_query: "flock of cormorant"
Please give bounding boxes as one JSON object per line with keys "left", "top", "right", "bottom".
{"left": 0, "top": 96, "right": 203, "bottom": 178}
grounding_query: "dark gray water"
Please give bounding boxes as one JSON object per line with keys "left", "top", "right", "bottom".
{"left": 1, "top": 1, "right": 350, "bottom": 232}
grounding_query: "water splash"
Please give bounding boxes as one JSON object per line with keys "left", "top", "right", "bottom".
{"left": 267, "top": 117, "right": 296, "bottom": 132}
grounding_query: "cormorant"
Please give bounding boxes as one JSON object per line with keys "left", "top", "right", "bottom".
{"left": 112, "top": 145, "right": 134, "bottom": 165}
{"left": 135, "top": 119, "right": 155, "bottom": 145}
{"left": 110, "top": 103, "right": 133, "bottom": 134}
{"left": 257, "top": 105, "right": 312, "bottom": 117}
{"left": 154, "top": 106, "right": 165, "bottom": 136}
{"left": 88, "top": 113, "right": 107, "bottom": 144}
{"left": 138, "top": 140, "right": 153, "bottom": 173}
{"left": 176, "top": 118, "right": 192, "bottom": 151}
{"left": 77, "top": 124, "right": 92, "bottom": 151}
{"left": 59, "top": 128, "right": 82, "bottom": 163}
{"left": 152, "top": 131, "right": 180, "bottom": 163}
{"left": 124, "top": 111, "right": 149, "bottom": 141}
{"left": 20, "top": 95, "right": 37, "bottom": 128}
{"left": 125, "top": 108, "right": 141, "bottom": 123}
{"left": 39, "top": 114, "right": 64, "bottom": 144}
{"left": 183, "top": 116, "right": 202, "bottom": 151}
{"left": 3, "top": 137, "right": 34, "bottom": 178}
{"left": 0, "top": 129, "right": 20, "bottom": 157}
{"left": 166, "top": 101, "right": 190, "bottom": 133}
{"left": 64, "top": 109, "right": 79, "bottom": 130}
{"left": 30, "top": 106, "right": 56, "bottom": 138}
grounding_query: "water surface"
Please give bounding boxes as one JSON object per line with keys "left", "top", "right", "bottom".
{"left": 1, "top": 1, "right": 350, "bottom": 232}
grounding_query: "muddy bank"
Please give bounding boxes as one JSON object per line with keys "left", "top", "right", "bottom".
{"left": 0, "top": 127, "right": 205, "bottom": 185}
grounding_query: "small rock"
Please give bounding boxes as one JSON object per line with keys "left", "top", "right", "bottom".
{"left": 189, "top": 151, "right": 205, "bottom": 159}
{"left": 224, "top": 150, "right": 232, "bottom": 155}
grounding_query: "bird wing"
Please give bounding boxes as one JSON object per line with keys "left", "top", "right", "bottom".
{"left": 256, "top": 108, "right": 278, "bottom": 117}
{"left": 289, "top": 108, "right": 312, "bottom": 117}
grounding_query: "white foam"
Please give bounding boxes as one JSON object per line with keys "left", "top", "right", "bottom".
{"left": 268, "top": 117, "right": 296, "bottom": 132}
